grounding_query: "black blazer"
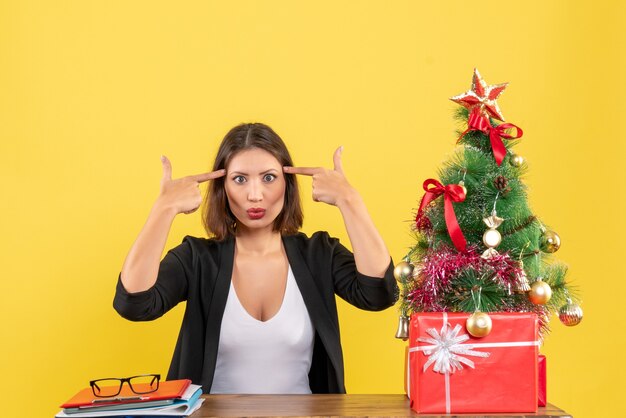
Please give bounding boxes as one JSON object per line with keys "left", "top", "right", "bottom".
{"left": 113, "top": 231, "right": 398, "bottom": 393}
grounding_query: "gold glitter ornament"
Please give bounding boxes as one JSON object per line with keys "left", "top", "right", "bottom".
{"left": 515, "top": 261, "right": 531, "bottom": 292}
{"left": 529, "top": 278, "right": 552, "bottom": 305}
{"left": 466, "top": 312, "right": 493, "bottom": 337}
{"left": 411, "top": 264, "right": 424, "bottom": 283}
{"left": 393, "top": 261, "right": 414, "bottom": 282}
{"left": 559, "top": 299, "right": 583, "bottom": 326}
{"left": 481, "top": 211, "right": 504, "bottom": 259}
{"left": 540, "top": 229, "right": 561, "bottom": 253}
{"left": 509, "top": 153, "right": 524, "bottom": 167}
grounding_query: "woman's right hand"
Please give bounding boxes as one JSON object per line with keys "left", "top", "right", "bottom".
{"left": 157, "top": 155, "right": 226, "bottom": 215}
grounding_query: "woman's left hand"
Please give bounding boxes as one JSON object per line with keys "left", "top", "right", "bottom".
{"left": 283, "top": 146, "right": 357, "bottom": 207}
{"left": 287, "top": 146, "right": 391, "bottom": 278}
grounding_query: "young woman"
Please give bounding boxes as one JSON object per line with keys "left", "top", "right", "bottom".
{"left": 114, "top": 123, "right": 397, "bottom": 394}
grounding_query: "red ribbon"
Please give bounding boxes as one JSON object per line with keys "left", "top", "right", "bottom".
{"left": 415, "top": 179, "right": 467, "bottom": 251}
{"left": 459, "top": 108, "right": 523, "bottom": 166}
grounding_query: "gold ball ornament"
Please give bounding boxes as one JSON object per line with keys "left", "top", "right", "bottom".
{"left": 559, "top": 299, "right": 583, "bottom": 326}
{"left": 466, "top": 312, "right": 493, "bottom": 338}
{"left": 509, "top": 153, "right": 524, "bottom": 167}
{"left": 393, "top": 261, "right": 414, "bottom": 282}
{"left": 482, "top": 229, "right": 502, "bottom": 248}
{"left": 528, "top": 279, "right": 552, "bottom": 305}
{"left": 540, "top": 230, "right": 561, "bottom": 253}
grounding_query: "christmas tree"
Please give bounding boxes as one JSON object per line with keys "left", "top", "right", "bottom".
{"left": 395, "top": 69, "right": 583, "bottom": 339}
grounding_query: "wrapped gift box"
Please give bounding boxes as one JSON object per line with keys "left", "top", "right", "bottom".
{"left": 406, "top": 349, "right": 546, "bottom": 406}
{"left": 538, "top": 354, "right": 547, "bottom": 407}
{"left": 408, "top": 312, "right": 539, "bottom": 414}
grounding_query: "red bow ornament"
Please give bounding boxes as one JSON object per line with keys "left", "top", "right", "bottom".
{"left": 415, "top": 179, "right": 467, "bottom": 251}
{"left": 459, "top": 108, "right": 523, "bottom": 166}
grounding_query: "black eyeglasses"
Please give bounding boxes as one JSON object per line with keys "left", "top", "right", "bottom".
{"left": 89, "top": 374, "right": 160, "bottom": 398}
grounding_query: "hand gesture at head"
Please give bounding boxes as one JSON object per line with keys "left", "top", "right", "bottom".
{"left": 158, "top": 156, "right": 225, "bottom": 215}
{"left": 283, "top": 146, "right": 356, "bottom": 207}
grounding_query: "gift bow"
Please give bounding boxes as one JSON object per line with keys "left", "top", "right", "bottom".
{"left": 418, "top": 323, "right": 490, "bottom": 374}
{"left": 459, "top": 108, "right": 523, "bottom": 166}
{"left": 416, "top": 179, "right": 467, "bottom": 251}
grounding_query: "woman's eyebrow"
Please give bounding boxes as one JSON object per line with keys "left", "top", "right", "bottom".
{"left": 229, "top": 168, "right": 279, "bottom": 176}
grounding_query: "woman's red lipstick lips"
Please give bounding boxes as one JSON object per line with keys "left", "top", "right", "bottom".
{"left": 247, "top": 208, "right": 266, "bottom": 220}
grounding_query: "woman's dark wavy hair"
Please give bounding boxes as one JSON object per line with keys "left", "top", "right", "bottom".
{"left": 202, "top": 123, "right": 303, "bottom": 240}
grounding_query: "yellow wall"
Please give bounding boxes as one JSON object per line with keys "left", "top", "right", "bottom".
{"left": 1, "top": 1, "right": 623, "bottom": 416}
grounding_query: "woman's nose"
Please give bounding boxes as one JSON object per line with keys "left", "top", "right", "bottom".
{"left": 247, "top": 180, "right": 263, "bottom": 202}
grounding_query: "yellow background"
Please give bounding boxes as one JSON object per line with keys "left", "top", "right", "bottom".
{"left": 1, "top": 1, "right": 623, "bottom": 417}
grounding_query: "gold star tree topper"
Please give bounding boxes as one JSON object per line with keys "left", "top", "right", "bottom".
{"left": 450, "top": 68, "right": 509, "bottom": 121}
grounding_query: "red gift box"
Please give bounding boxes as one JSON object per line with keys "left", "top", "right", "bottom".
{"left": 538, "top": 354, "right": 547, "bottom": 406}
{"left": 408, "top": 312, "right": 539, "bottom": 414}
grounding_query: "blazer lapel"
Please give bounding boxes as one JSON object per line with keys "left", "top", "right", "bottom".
{"left": 282, "top": 235, "right": 343, "bottom": 377}
{"left": 202, "top": 236, "right": 234, "bottom": 388}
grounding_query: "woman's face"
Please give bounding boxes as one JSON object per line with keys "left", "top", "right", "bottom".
{"left": 224, "top": 148, "right": 286, "bottom": 234}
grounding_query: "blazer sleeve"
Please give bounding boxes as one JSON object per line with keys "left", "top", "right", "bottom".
{"left": 113, "top": 238, "right": 194, "bottom": 321}
{"left": 328, "top": 233, "right": 398, "bottom": 311}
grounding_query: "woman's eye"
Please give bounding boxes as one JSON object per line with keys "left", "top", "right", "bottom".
{"left": 233, "top": 176, "right": 246, "bottom": 184}
{"left": 263, "top": 174, "right": 276, "bottom": 182}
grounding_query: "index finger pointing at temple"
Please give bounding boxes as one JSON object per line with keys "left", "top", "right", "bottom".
{"left": 283, "top": 166, "right": 322, "bottom": 176}
{"left": 190, "top": 169, "right": 226, "bottom": 183}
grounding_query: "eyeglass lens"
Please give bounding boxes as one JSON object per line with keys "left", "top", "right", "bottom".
{"left": 128, "top": 375, "right": 160, "bottom": 394}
